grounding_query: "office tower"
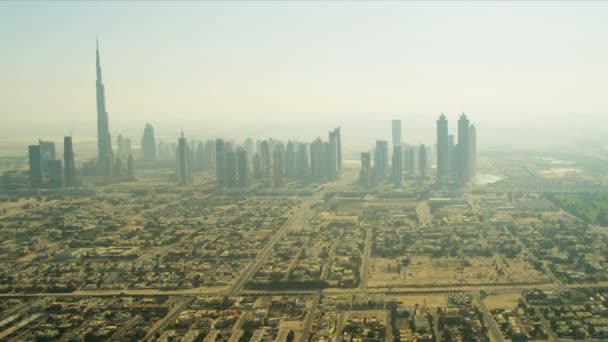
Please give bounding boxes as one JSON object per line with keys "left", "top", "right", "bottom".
{"left": 237, "top": 149, "right": 248, "bottom": 187}
{"left": 419, "top": 144, "right": 427, "bottom": 180}
{"left": 195, "top": 142, "right": 205, "bottom": 170}
{"left": 215, "top": 138, "right": 225, "bottom": 187}
{"left": 177, "top": 131, "right": 191, "bottom": 185}
{"left": 245, "top": 138, "right": 254, "bottom": 166}
{"left": 204, "top": 140, "right": 216, "bottom": 170}
{"left": 327, "top": 131, "right": 339, "bottom": 180}
{"left": 260, "top": 140, "right": 271, "bottom": 187}
{"left": 63, "top": 136, "right": 76, "bottom": 187}
{"left": 252, "top": 153, "right": 261, "bottom": 178}
{"left": 225, "top": 151, "right": 237, "bottom": 187}
{"left": 273, "top": 143, "right": 284, "bottom": 187}
{"left": 285, "top": 141, "right": 296, "bottom": 179}
{"left": 403, "top": 146, "right": 415, "bottom": 174}
{"left": 38, "top": 140, "right": 56, "bottom": 173}
{"left": 457, "top": 113, "right": 471, "bottom": 183}
{"left": 373, "top": 140, "right": 389, "bottom": 181}
{"left": 310, "top": 137, "right": 325, "bottom": 181}
{"left": 436, "top": 113, "right": 449, "bottom": 183}
{"left": 448, "top": 135, "right": 456, "bottom": 174}
{"left": 392, "top": 119, "right": 402, "bottom": 148}
{"left": 28, "top": 145, "right": 43, "bottom": 187}
{"left": 117, "top": 134, "right": 132, "bottom": 157}
{"left": 469, "top": 124, "right": 477, "bottom": 178}
{"left": 95, "top": 39, "right": 113, "bottom": 175}
{"left": 47, "top": 160, "right": 63, "bottom": 188}
{"left": 142, "top": 123, "right": 156, "bottom": 161}
{"left": 360, "top": 152, "right": 372, "bottom": 187}
{"left": 334, "top": 127, "right": 342, "bottom": 170}
{"left": 297, "top": 143, "right": 309, "bottom": 180}
{"left": 392, "top": 145, "right": 402, "bottom": 187}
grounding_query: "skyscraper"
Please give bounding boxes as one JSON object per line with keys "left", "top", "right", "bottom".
{"left": 39, "top": 140, "right": 56, "bottom": 174}
{"left": 273, "top": 144, "right": 284, "bottom": 188}
{"left": 392, "top": 145, "right": 402, "bottom": 187}
{"left": 28, "top": 145, "right": 43, "bottom": 187}
{"left": 260, "top": 140, "right": 271, "bottom": 187}
{"left": 297, "top": 143, "right": 309, "bottom": 180}
{"left": 310, "top": 137, "right": 325, "bottom": 181}
{"left": 117, "top": 134, "right": 132, "bottom": 157}
{"left": 142, "top": 123, "right": 157, "bottom": 161}
{"left": 419, "top": 144, "right": 427, "bottom": 180}
{"left": 177, "top": 131, "right": 191, "bottom": 185}
{"left": 63, "top": 136, "right": 76, "bottom": 187}
{"left": 457, "top": 113, "right": 471, "bottom": 183}
{"left": 360, "top": 152, "right": 372, "bottom": 187}
{"left": 469, "top": 124, "right": 477, "bottom": 179}
{"left": 334, "top": 127, "right": 342, "bottom": 171}
{"left": 285, "top": 141, "right": 296, "bottom": 179}
{"left": 436, "top": 113, "right": 449, "bottom": 183}
{"left": 47, "top": 160, "right": 63, "bottom": 188}
{"left": 327, "top": 130, "right": 339, "bottom": 180}
{"left": 391, "top": 119, "right": 402, "bottom": 148}
{"left": 373, "top": 140, "right": 389, "bottom": 181}
{"left": 215, "top": 138, "right": 225, "bottom": 187}
{"left": 225, "top": 151, "right": 237, "bottom": 187}
{"left": 95, "top": 39, "right": 113, "bottom": 175}
{"left": 237, "top": 149, "right": 248, "bottom": 187}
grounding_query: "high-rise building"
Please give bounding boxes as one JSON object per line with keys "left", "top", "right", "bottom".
{"left": 419, "top": 144, "right": 427, "bottom": 180}
{"left": 373, "top": 140, "right": 389, "bottom": 181}
{"left": 63, "top": 136, "right": 76, "bottom": 187}
{"left": 39, "top": 140, "right": 56, "bottom": 174}
{"left": 215, "top": 138, "right": 225, "bottom": 187}
{"left": 28, "top": 145, "right": 43, "bottom": 187}
{"left": 273, "top": 144, "right": 284, "bottom": 188}
{"left": 403, "top": 146, "right": 415, "bottom": 174}
{"left": 237, "top": 149, "right": 248, "bottom": 187}
{"left": 360, "top": 152, "right": 372, "bottom": 187}
{"left": 127, "top": 154, "right": 134, "bottom": 174}
{"left": 391, "top": 119, "right": 402, "bottom": 148}
{"left": 457, "top": 113, "right": 471, "bottom": 183}
{"left": 436, "top": 114, "right": 449, "bottom": 183}
{"left": 177, "top": 131, "right": 191, "bottom": 185}
{"left": 95, "top": 39, "right": 113, "bottom": 175}
{"left": 252, "top": 153, "right": 261, "bottom": 179}
{"left": 297, "top": 143, "right": 309, "bottom": 180}
{"left": 47, "top": 160, "right": 63, "bottom": 188}
{"left": 448, "top": 134, "right": 456, "bottom": 174}
{"left": 469, "top": 124, "right": 477, "bottom": 179}
{"left": 310, "top": 137, "right": 325, "bottom": 181}
{"left": 204, "top": 140, "right": 216, "bottom": 170}
{"left": 260, "top": 140, "right": 271, "bottom": 187}
{"left": 225, "top": 151, "right": 237, "bottom": 187}
{"left": 392, "top": 145, "right": 402, "bottom": 187}
{"left": 285, "top": 141, "right": 296, "bottom": 179}
{"left": 327, "top": 131, "right": 339, "bottom": 180}
{"left": 334, "top": 127, "right": 342, "bottom": 171}
{"left": 142, "top": 123, "right": 157, "bottom": 161}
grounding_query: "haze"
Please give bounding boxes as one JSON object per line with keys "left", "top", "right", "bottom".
{"left": 2, "top": 1, "right": 608, "bottom": 149}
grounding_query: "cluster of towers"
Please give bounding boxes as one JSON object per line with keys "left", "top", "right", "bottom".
{"left": 436, "top": 113, "right": 477, "bottom": 185}
{"left": 360, "top": 120, "right": 429, "bottom": 188}
{"left": 27, "top": 137, "right": 77, "bottom": 188}
{"left": 171, "top": 128, "right": 342, "bottom": 188}
{"left": 360, "top": 114, "right": 476, "bottom": 187}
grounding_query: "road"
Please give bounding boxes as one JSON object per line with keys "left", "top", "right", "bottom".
{"left": 299, "top": 293, "right": 321, "bottom": 342}
{"left": 359, "top": 227, "right": 373, "bottom": 291}
{"left": 143, "top": 298, "right": 192, "bottom": 341}
{"left": 228, "top": 194, "right": 321, "bottom": 295}
{"left": 474, "top": 293, "right": 505, "bottom": 342}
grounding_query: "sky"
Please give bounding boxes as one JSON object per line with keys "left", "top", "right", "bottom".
{"left": 1, "top": 1, "right": 608, "bottom": 150}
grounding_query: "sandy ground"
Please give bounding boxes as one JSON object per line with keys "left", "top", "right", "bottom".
{"left": 483, "top": 293, "right": 522, "bottom": 310}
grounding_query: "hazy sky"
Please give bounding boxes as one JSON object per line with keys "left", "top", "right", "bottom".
{"left": 2, "top": 1, "right": 608, "bottom": 149}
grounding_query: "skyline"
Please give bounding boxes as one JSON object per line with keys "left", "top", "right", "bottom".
{"left": 2, "top": 2, "right": 608, "bottom": 148}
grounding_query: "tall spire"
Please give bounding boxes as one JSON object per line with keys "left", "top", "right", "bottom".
{"left": 96, "top": 37, "right": 103, "bottom": 83}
